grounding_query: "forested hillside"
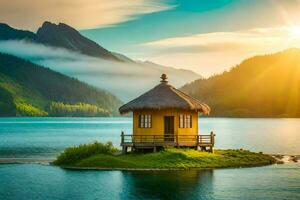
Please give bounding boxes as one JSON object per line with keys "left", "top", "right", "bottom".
{"left": 0, "top": 21, "right": 201, "bottom": 101}
{"left": 0, "top": 53, "right": 122, "bottom": 116}
{"left": 181, "top": 49, "right": 300, "bottom": 117}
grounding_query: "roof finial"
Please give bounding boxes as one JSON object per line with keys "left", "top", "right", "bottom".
{"left": 160, "top": 74, "right": 168, "bottom": 83}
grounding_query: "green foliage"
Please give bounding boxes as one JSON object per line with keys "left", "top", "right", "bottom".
{"left": 181, "top": 49, "right": 300, "bottom": 117}
{"left": 49, "top": 102, "right": 109, "bottom": 117}
{"left": 53, "top": 142, "right": 118, "bottom": 165}
{"left": 54, "top": 144, "right": 276, "bottom": 169}
{"left": 15, "top": 102, "right": 48, "bottom": 116}
{"left": 0, "top": 87, "right": 16, "bottom": 116}
{"left": 0, "top": 53, "right": 122, "bottom": 116}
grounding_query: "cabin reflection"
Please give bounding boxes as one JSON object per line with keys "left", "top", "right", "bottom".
{"left": 120, "top": 170, "right": 214, "bottom": 199}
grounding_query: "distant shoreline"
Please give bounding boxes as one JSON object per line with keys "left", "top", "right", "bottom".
{"left": 0, "top": 157, "right": 55, "bottom": 165}
{"left": 0, "top": 158, "right": 54, "bottom": 165}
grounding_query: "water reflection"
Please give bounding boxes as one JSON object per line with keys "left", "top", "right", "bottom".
{"left": 121, "top": 170, "right": 214, "bottom": 199}
{"left": 1, "top": 164, "right": 300, "bottom": 200}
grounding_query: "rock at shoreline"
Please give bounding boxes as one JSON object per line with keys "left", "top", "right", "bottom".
{"left": 271, "top": 154, "right": 299, "bottom": 164}
{"left": 290, "top": 156, "right": 298, "bottom": 163}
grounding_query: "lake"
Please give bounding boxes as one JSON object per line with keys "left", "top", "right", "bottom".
{"left": 0, "top": 117, "right": 300, "bottom": 199}
{"left": 1, "top": 163, "right": 300, "bottom": 200}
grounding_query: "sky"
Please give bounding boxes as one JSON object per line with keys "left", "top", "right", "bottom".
{"left": 2, "top": 0, "right": 300, "bottom": 76}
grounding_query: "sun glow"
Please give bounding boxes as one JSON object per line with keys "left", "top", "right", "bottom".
{"left": 289, "top": 26, "right": 300, "bottom": 38}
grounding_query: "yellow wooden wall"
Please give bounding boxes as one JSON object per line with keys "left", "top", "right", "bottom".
{"left": 133, "top": 109, "right": 198, "bottom": 136}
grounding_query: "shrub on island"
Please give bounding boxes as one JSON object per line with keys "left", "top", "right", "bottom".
{"left": 53, "top": 141, "right": 118, "bottom": 165}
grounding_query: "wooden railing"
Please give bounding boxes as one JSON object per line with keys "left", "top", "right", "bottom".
{"left": 121, "top": 131, "right": 215, "bottom": 147}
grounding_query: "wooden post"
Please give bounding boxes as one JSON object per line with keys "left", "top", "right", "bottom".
{"left": 210, "top": 131, "right": 215, "bottom": 153}
{"left": 196, "top": 135, "right": 199, "bottom": 150}
{"left": 122, "top": 146, "right": 126, "bottom": 154}
{"left": 176, "top": 134, "right": 179, "bottom": 148}
{"left": 210, "top": 131, "right": 215, "bottom": 146}
{"left": 121, "top": 131, "right": 126, "bottom": 154}
{"left": 121, "top": 131, "right": 124, "bottom": 144}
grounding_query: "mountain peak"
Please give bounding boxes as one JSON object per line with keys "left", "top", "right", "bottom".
{"left": 41, "top": 21, "right": 53, "bottom": 27}
{"left": 38, "top": 21, "right": 78, "bottom": 34}
{"left": 0, "top": 21, "right": 122, "bottom": 61}
{"left": 36, "top": 21, "right": 121, "bottom": 61}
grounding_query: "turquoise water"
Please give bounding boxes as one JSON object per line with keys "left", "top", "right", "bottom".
{"left": 1, "top": 163, "right": 300, "bottom": 200}
{"left": 0, "top": 117, "right": 300, "bottom": 199}
{"left": 0, "top": 117, "right": 300, "bottom": 159}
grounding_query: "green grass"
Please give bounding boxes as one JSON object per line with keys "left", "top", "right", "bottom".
{"left": 53, "top": 142, "right": 276, "bottom": 169}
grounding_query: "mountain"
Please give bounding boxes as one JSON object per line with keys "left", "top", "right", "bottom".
{"left": 36, "top": 22, "right": 120, "bottom": 61}
{"left": 0, "top": 22, "right": 201, "bottom": 101}
{"left": 0, "top": 23, "right": 35, "bottom": 41}
{"left": 0, "top": 53, "right": 122, "bottom": 116}
{"left": 0, "top": 22, "right": 120, "bottom": 61}
{"left": 112, "top": 52, "right": 135, "bottom": 63}
{"left": 181, "top": 49, "right": 300, "bottom": 117}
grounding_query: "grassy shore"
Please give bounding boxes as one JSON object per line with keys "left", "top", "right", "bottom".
{"left": 53, "top": 142, "right": 276, "bottom": 170}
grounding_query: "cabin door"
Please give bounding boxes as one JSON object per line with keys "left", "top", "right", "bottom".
{"left": 164, "top": 116, "right": 174, "bottom": 142}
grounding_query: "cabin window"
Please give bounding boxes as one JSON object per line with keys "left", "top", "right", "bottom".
{"left": 179, "top": 115, "right": 192, "bottom": 128}
{"left": 139, "top": 114, "right": 152, "bottom": 128}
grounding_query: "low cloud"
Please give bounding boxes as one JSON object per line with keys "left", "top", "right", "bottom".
{"left": 143, "top": 27, "right": 297, "bottom": 52}
{"left": 0, "top": 0, "right": 173, "bottom": 31}
{"left": 0, "top": 40, "right": 199, "bottom": 101}
{"left": 154, "top": 42, "right": 248, "bottom": 54}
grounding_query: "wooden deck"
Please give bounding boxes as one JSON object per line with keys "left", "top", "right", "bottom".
{"left": 121, "top": 132, "right": 215, "bottom": 153}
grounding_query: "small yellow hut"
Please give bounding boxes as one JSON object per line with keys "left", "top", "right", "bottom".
{"left": 119, "top": 74, "right": 214, "bottom": 153}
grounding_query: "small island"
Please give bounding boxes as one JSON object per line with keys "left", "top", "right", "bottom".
{"left": 53, "top": 142, "right": 276, "bottom": 170}
{"left": 53, "top": 75, "right": 276, "bottom": 170}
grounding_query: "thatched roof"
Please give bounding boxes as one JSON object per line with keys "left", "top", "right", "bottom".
{"left": 119, "top": 74, "right": 210, "bottom": 114}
